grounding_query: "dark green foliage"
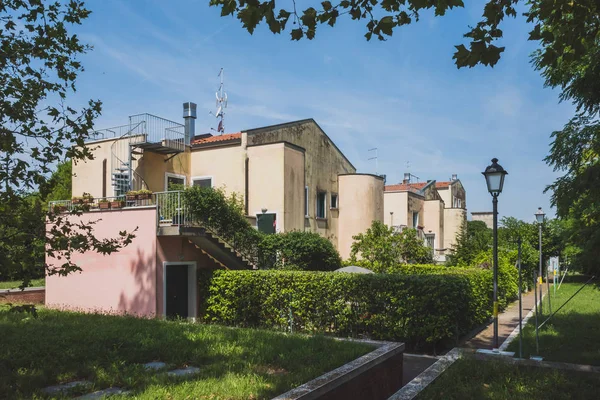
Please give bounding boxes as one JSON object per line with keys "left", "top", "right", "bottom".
{"left": 40, "top": 161, "right": 72, "bottom": 204}
{"left": 447, "top": 220, "right": 492, "bottom": 266}
{"left": 183, "top": 186, "right": 261, "bottom": 264}
{"left": 200, "top": 267, "right": 509, "bottom": 351}
{"left": 258, "top": 231, "right": 342, "bottom": 271}
{"left": 1, "top": 2, "right": 135, "bottom": 287}
{"left": 350, "top": 221, "right": 433, "bottom": 272}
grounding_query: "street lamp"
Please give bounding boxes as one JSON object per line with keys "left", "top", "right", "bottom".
{"left": 482, "top": 158, "right": 508, "bottom": 349}
{"left": 535, "top": 207, "right": 545, "bottom": 312}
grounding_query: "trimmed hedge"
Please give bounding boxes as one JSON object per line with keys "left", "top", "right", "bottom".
{"left": 199, "top": 268, "right": 498, "bottom": 351}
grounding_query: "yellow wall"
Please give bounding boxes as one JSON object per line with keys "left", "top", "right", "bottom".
{"left": 247, "top": 120, "right": 355, "bottom": 240}
{"left": 423, "top": 199, "right": 445, "bottom": 258}
{"left": 444, "top": 208, "right": 467, "bottom": 251}
{"left": 337, "top": 174, "right": 384, "bottom": 260}
{"left": 384, "top": 191, "right": 409, "bottom": 228}
{"left": 247, "top": 143, "right": 285, "bottom": 230}
{"left": 190, "top": 144, "right": 244, "bottom": 197}
{"left": 72, "top": 138, "right": 117, "bottom": 198}
{"left": 283, "top": 145, "right": 306, "bottom": 232}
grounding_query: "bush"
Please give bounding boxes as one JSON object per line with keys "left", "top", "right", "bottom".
{"left": 258, "top": 231, "right": 342, "bottom": 271}
{"left": 183, "top": 186, "right": 262, "bottom": 264}
{"left": 200, "top": 268, "right": 496, "bottom": 352}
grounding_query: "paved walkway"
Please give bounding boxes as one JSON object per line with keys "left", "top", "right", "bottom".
{"left": 463, "top": 283, "right": 548, "bottom": 350}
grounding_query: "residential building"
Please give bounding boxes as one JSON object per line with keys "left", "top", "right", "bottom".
{"left": 383, "top": 173, "right": 467, "bottom": 261}
{"left": 47, "top": 103, "right": 383, "bottom": 318}
{"left": 471, "top": 211, "right": 493, "bottom": 229}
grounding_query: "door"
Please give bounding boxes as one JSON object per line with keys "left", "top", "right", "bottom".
{"left": 257, "top": 213, "right": 276, "bottom": 234}
{"left": 166, "top": 265, "right": 188, "bottom": 319}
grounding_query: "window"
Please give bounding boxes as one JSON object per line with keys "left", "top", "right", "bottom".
{"left": 330, "top": 193, "right": 338, "bottom": 209}
{"left": 165, "top": 173, "right": 186, "bottom": 191}
{"left": 412, "top": 211, "right": 419, "bottom": 228}
{"left": 425, "top": 233, "right": 435, "bottom": 257}
{"left": 453, "top": 196, "right": 462, "bottom": 208}
{"left": 316, "top": 191, "right": 326, "bottom": 219}
{"left": 192, "top": 177, "right": 212, "bottom": 188}
{"left": 305, "top": 186, "right": 309, "bottom": 217}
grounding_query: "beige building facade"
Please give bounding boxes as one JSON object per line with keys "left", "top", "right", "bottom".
{"left": 71, "top": 105, "right": 466, "bottom": 263}
{"left": 383, "top": 175, "right": 466, "bottom": 262}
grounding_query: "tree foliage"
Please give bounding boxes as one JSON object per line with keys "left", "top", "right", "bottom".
{"left": 258, "top": 230, "right": 342, "bottom": 271}
{"left": 350, "top": 221, "right": 432, "bottom": 271}
{"left": 209, "top": 0, "right": 596, "bottom": 70}
{"left": 447, "top": 220, "right": 492, "bottom": 266}
{"left": 1, "top": 1, "right": 135, "bottom": 287}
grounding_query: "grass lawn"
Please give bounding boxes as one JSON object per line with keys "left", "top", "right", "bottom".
{"left": 0, "top": 307, "right": 374, "bottom": 399}
{"left": 507, "top": 280, "right": 600, "bottom": 365}
{"left": 417, "top": 357, "right": 600, "bottom": 399}
{"left": 0, "top": 278, "right": 45, "bottom": 290}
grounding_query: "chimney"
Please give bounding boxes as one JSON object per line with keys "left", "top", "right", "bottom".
{"left": 183, "top": 102, "right": 197, "bottom": 146}
{"left": 403, "top": 172, "right": 410, "bottom": 185}
{"left": 451, "top": 174, "right": 458, "bottom": 181}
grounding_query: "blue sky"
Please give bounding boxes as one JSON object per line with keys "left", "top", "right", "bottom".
{"left": 70, "top": 0, "right": 574, "bottom": 222}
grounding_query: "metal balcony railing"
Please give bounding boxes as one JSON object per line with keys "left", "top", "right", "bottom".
{"left": 155, "top": 191, "right": 189, "bottom": 226}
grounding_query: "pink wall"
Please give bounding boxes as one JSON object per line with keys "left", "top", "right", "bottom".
{"left": 46, "top": 208, "right": 158, "bottom": 317}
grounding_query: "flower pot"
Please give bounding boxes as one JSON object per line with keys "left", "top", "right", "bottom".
{"left": 98, "top": 202, "right": 111, "bottom": 210}
{"left": 137, "top": 193, "right": 151, "bottom": 200}
{"left": 126, "top": 194, "right": 138, "bottom": 201}
{"left": 110, "top": 201, "right": 125, "bottom": 209}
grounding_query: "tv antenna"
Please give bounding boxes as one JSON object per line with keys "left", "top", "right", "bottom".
{"left": 209, "top": 68, "right": 228, "bottom": 134}
{"left": 368, "top": 148, "right": 378, "bottom": 175}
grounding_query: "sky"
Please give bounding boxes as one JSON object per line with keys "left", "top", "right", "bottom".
{"left": 68, "top": 0, "right": 574, "bottom": 222}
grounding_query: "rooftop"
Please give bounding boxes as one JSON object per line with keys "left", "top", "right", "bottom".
{"left": 191, "top": 132, "right": 241, "bottom": 145}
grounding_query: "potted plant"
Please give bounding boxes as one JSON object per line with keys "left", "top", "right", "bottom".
{"left": 136, "top": 189, "right": 152, "bottom": 200}
{"left": 110, "top": 199, "right": 125, "bottom": 209}
{"left": 126, "top": 190, "right": 138, "bottom": 201}
{"left": 71, "top": 196, "right": 82, "bottom": 204}
{"left": 82, "top": 193, "right": 94, "bottom": 204}
{"left": 98, "top": 199, "right": 111, "bottom": 210}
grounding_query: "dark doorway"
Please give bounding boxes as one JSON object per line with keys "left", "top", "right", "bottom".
{"left": 257, "top": 213, "right": 276, "bottom": 234}
{"left": 166, "top": 264, "right": 188, "bottom": 319}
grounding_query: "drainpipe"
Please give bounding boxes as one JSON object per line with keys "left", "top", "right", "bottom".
{"left": 242, "top": 131, "right": 249, "bottom": 216}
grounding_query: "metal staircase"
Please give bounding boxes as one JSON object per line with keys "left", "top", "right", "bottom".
{"left": 91, "top": 114, "right": 186, "bottom": 196}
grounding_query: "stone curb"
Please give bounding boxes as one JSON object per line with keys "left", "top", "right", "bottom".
{"left": 387, "top": 348, "right": 461, "bottom": 400}
{"left": 273, "top": 339, "right": 405, "bottom": 400}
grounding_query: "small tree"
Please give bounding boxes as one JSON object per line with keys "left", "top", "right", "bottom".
{"left": 350, "top": 221, "right": 433, "bottom": 271}
{"left": 258, "top": 231, "right": 342, "bottom": 271}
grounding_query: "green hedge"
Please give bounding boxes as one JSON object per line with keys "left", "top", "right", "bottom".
{"left": 199, "top": 269, "right": 497, "bottom": 351}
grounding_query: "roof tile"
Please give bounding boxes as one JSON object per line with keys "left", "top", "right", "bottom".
{"left": 191, "top": 132, "right": 241, "bottom": 145}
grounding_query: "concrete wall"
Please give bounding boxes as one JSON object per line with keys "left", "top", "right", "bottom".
{"left": 45, "top": 208, "right": 158, "bottom": 317}
{"left": 137, "top": 150, "right": 190, "bottom": 192}
{"left": 247, "top": 143, "right": 285, "bottom": 230}
{"left": 443, "top": 208, "right": 467, "bottom": 251}
{"left": 338, "top": 174, "right": 384, "bottom": 260}
{"left": 247, "top": 120, "right": 355, "bottom": 240}
{"left": 384, "top": 192, "right": 409, "bottom": 228}
{"left": 190, "top": 144, "right": 244, "bottom": 197}
{"left": 471, "top": 212, "right": 493, "bottom": 229}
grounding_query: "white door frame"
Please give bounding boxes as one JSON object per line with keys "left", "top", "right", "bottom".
{"left": 163, "top": 261, "right": 197, "bottom": 321}
{"left": 165, "top": 172, "right": 187, "bottom": 191}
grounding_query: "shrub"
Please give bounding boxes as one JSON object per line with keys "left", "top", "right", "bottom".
{"left": 200, "top": 268, "right": 495, "bottom": 352}
{"left": 183, "top": 186, "right": 262, "bottom": 264}
{"left": 258, "top": 231, "right": 342, "bottom": 271}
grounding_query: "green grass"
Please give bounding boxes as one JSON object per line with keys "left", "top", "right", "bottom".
{"left": 0, "top": 307, "right": 374, "bottom": 399}
{"left": 417, "top": 357, "right": 600, "bottom": 399}
{"left": 0, "top": 278, "right": 44, "bottom": 289}
{"left": 507, "top": 280, "right": 600, "bottom": 365}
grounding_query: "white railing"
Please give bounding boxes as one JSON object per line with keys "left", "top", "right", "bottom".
{"left": 155, "top": 191, "right": 189, "bottom": 226}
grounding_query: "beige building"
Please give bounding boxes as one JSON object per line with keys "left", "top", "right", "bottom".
{"left": 471, "top": 211, "right": 493, "bottom": 229}
{"left": 383, "top": 173, "right": 466, "bottom": 261}
{"left": 71, "top": 105, "right": 383, "bottom": 260}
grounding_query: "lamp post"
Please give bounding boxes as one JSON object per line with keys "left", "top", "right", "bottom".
{"left": 482, "top": 158, "right": 508, "bottom": 349}
{"left": 535, "top": 207, "right": 545, "bottom": 313}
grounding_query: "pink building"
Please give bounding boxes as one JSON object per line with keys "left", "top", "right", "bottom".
{"left": 46, "top": 204, "right": 249, "bottom": 319}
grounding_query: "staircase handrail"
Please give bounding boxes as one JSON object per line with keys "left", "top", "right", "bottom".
{"left": 110, "top": 121, "right": 149, "bottom": 192}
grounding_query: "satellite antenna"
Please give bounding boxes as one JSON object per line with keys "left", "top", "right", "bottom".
{"left": 210, "top": 68, "right": 228, "bottom": 134}
{"left": 368, "top": 148, "right": 378, "bottom": 175}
